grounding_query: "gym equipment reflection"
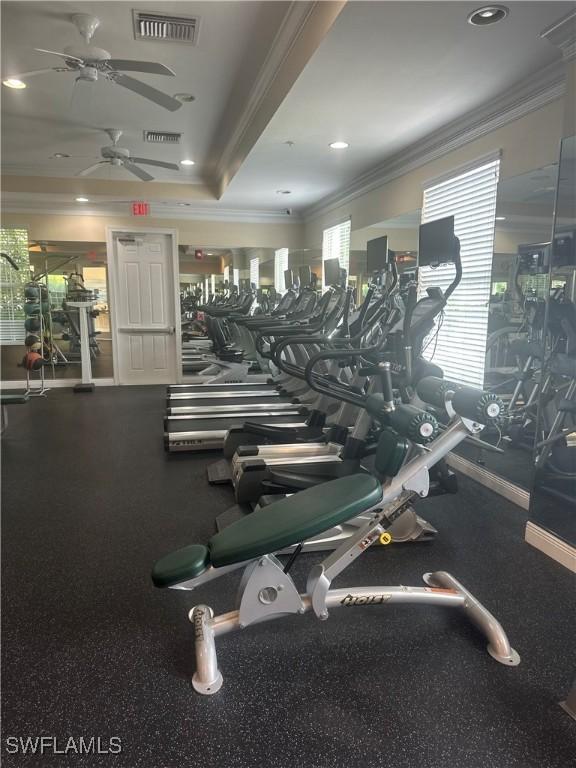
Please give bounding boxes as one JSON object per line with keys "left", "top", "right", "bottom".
{"left": 0, "top": 236, "right": 113, "bottom": 381}
{"left": 530, "top": 133, "right": 576, "bottom": 545}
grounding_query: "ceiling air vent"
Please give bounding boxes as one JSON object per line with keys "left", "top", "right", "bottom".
{"left": 143, "top": 131, "right": 181, "bottom": 144}
{"left": 133, "top": 10, "right": 199, "bottom": 44}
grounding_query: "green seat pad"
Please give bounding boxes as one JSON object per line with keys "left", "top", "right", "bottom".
{"left": 151, "top": 544, "right": 210, "bottom": 588}
{"left": 1, "top": 394, "right": 29, "bottom": 404}
{"left": 209, "top": 473, "right": 383, "bottom": 568}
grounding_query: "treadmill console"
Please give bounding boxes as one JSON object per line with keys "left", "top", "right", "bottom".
{"left": 299, "top": 265, "right": 312, "bottom": 288}
{"left": 367, "top": 235, "right": 391, "bottom": 272}
{"left": 419, "top": 216, "right": 459, "bottom": 266}
{"left": 323, "top": 257, "right": 341, "bottom": 287}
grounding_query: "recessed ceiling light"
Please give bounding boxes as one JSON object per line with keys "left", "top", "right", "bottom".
{"left": 207, "top": 252, "right": 213, "bottom": 256}
{"left": 3, "top": 78, "right": 26, "bottom": 89}
{"left": 75, "top": 197, "right": 89, "bottom": 203}
{"left": 468, "top": 5, "right": 509, "bottom": 26}
{"left": 180, "top": 159, "right": 195, "bottom": 166}
{"left": 329, "top": 141, "right": 349, "bottom": 150}
{"left": 495, "top": 216, "right": 506, "bottom": 221}
{"left": 174, "top": 93, "right": 195, "bottom": 103}
{"left": 276, "top": 190, "right": 291, "bottom": 195}
{"left": 52, "top": 153, "right": 70, "bottom": 159}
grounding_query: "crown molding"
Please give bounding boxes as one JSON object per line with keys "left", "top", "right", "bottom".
{"left": 210, "top": 1, "right": 345, "bottom": 198}
{"left": 0, "top": 203, "right": 303, "bottom": 225}
{"left": 541, "top": 9, "right": 576, "bottom": 62}
{"left": 303, "top": 60, "right": 565, "bottom": 223}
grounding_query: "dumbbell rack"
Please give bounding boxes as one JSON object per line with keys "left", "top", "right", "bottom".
{"left": 23, "top": 280, "right": 49, "bottom": 397}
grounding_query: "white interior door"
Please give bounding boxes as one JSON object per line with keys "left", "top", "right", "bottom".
{"left": 113, "top": 233, "right": 178, "bottom": 385}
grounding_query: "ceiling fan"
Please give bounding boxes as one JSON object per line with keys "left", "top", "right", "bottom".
{"left": 77, "top": 129, "right": 179, "bottom": 181}
{"left": 4, "top": 13, "right": 182, "bottom": 112}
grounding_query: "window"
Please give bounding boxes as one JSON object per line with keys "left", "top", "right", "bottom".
{"left": 0, "top": 228, "right": 29, "bottom": 345}
{"left": 250, "top": 257, "right": 259, "bottom": 289}
{"left": 274, "top": 248, "right": 289, "bottom": 293}
{"left": 322, "top": 220, "right": 350, "bottom": 289}
{"left": 233, "top": 268, "right": 239, "bottom": 288}
{"left": 211, "top": 274, "right": 216, "bottom": 294}
{"left": 419, "top": 157, "right": 500, "bottom": 386}
{"left": 224, "top": 265, "right": 230, "bottom": 286}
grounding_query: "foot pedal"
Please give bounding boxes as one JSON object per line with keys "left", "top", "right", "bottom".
{"left": 215, "top": 504, "right": 252, "bottom": 531}
{"left": 207, "top": 459, "right": 232, "bottom": 484}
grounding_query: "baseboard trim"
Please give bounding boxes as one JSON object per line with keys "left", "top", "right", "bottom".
{"left": 446, "top": 453, "right": 530, "bottom": 510}
{"left": 525, "top": 522, "right": 576, "bottom": 572}
{"left": 1, "top": 378, "right": 115, "bottom": 389}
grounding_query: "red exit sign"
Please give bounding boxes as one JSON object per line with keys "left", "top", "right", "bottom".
{"left": 132, "top": 201, "right": 150, "bottom": 216}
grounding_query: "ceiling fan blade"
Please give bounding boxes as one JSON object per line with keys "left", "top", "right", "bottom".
{"left": 112, "top": 73, "right": 182, "bottom": 112}
{"left": 34, "top": 48, "right": 84, "bottom": 63}
{"left": 130, "top": 157, "right": 179, "bottom": 171}
{"left": 4, "top": 68, "right": 61, "bottom": 79}
{"left": 106, "top": 60, "right": 175, "bottom": 76}
{"left": 124, "top": 163, "right": 154, "bottom": 182}
{"left": 76, "top": 162, "right": 108, "bottom": 177}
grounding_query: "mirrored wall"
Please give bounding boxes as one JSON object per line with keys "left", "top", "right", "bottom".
{"left": 0, "top": 235, "right": 113, "bottom": 382}
{"left": 530, "top": 133, "right": 576, "bottom": 545}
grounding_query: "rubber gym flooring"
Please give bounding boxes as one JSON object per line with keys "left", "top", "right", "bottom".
{"left": 2, "top": 386, "right": 575, "bottom": 768}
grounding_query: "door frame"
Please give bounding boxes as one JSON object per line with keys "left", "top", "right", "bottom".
{"left": 106, "top": 226, "right": 182, "bottom": 385}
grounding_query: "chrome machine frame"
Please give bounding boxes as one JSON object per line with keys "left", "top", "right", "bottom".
{"left": 163, "top": 409, "right": 521, "bottom": 695}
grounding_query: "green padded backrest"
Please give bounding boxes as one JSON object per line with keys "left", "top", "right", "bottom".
{"left": 208, "top": 473, "right": 383, "bottom": 568}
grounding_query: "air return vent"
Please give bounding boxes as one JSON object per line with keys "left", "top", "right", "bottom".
{"left": 133, "top": 10, "right": 199, "bottom": 44}
{"left": 143, "top": 131, "right": 181, "bottom": 144}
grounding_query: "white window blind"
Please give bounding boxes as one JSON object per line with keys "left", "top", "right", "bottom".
{"left": 322, "top": 220, "right": 350, "bottom": 289}
{"left": 210, "top": 274, "right": 216, "bottom": 294}
{"left": 419, "top": 158, "right": 500, "bottom": 387}
{"left": 274, "top": 248, "right": 289, "bottom": 293}
{"left": 204, "top": 277, "right": 210, "bottom": 302}
{"left": 233, "top": 268, "right": 239, "bottom": 288}
{"left": 224, "top": 265, "right": 230, "bottom": 286}
{"left": 250, "top": 257, "right": 259, "bottom": 288}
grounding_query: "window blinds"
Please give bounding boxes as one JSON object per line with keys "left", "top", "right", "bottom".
{"left": 210, "top": 274, "right": 216, "bottom": 294}
{"left": 274, "top": 248, "right": 289, "bottom": 293}
{"left": 250, "top": 257, "right": 259, "bottom": 288}
{"left": 322, "top": 220, "right": 351, "bottom": 289}
{"left": 419, "top": 158, "right": 500, "bottom": 387}
{"left": 233, "top": 268, "right": 239, "bottom": 288}
{"left": 224, "top": 265, "right": 230, "bottom": 286}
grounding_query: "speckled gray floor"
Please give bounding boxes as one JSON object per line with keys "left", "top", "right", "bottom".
{"left": 2, "top": 387, "right": 575, "bottom": 768}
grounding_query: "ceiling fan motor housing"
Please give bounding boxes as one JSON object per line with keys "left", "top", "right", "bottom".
{"left": 102, "top": 146, "right": 130, "bottom": 160}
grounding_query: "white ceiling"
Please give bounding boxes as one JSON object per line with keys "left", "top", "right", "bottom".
{"left": 228, "top": 1, "right": 569, "bottom": 210}
{"left": 0, "top": 1, "right": 288, "bottom": 182}
{"left": 0, "top": 1, "right": 571, "bottom": 216}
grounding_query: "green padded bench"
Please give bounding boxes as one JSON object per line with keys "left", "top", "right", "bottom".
{"left": 1, "top": 394, "right": 29, "bottom": 405}
{"left": 152, "top": 473, "right": 383, "bottom": 587}
{"left": 1, "top": 393, "right": 30, "bottom": 435}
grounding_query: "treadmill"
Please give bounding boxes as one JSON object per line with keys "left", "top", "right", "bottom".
{"left": 174, "top": 267, "right": 316, "bottom": 390}
{"left": 164, "top": 263, "right": 349, "bottom": 452}
{"left": 169, "top": 262, "right": 346, "bottom": 414}
{"left": 169, "top": 268, "right": 313, "bottom": 400}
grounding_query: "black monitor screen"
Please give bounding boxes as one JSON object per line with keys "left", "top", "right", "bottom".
{"left": 418, "top": 216, "right": 457, "bottom": 266}
{"left": 366, "top": 235, "right": 389, "bottom": 272}
{"left": 299, "top": 265, "right": 312, "bottom": 288}
{"left": 283, "top": 269, "right": 294, "bottom": 290}
{"left": 323, "top": 257, "right": 341, "bottom": 286}
{"left": 518, "top": 243, "right": 549, "bottom": 274}
{"left": 552, "top": 231, "right": 575, "bottom": 267}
